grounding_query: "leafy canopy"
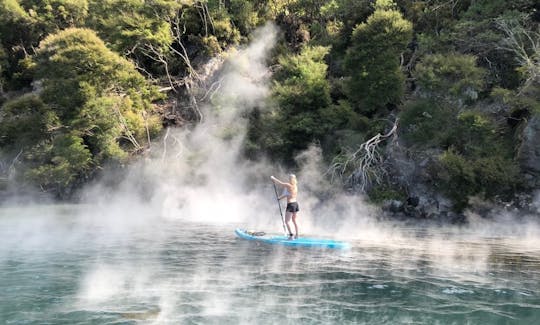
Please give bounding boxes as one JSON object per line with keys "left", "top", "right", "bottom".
{"left": 343, "top": 0, "right": 412, "bottom": 115}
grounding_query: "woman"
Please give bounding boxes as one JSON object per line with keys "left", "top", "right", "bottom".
{"left": 270, "top": 174, "right": 299, "bottom": 239}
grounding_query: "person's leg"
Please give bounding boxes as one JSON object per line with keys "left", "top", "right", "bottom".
{"left": 285, "top": 212, "right": 293, "bottom": 238}
{"left": 292, "top": 212, "right": 298, "bottom": 239}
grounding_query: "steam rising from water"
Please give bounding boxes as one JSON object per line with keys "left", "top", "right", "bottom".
{"left": 83, "top": 23, "right": 278, "bottom": 226}
{"left": 79, "top": 22, "right": 379, "bottom": 237}
{"left": 78, "top": 21, "right": 540, "bottom": 242}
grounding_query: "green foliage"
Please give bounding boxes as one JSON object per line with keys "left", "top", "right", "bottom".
{"left": 270, "top": 46, "right": 332, "bottom": 159}
{"left": 438, "top": 149, "right": 520, "bottom": 211}
{"left": 398, "top": 0, "right": 470, "bottom": 35}
{"left": 211, "top": 11, "right": 241, "bottom": 47}
{"left": 23, "top": 0, "right": 89, "bottom": 30}
{"left": 451, "top": 7, "right": 527, "bottom": 89}
{"left": 461, "top": 0, "right": 533, "bottom": 20}
{"left": 24, "top": 133, "right": 92, "bottom": 193}
{"left": 399, "top": 99, "right": 455, "bottom": 147}
{"left": 247, "top": 46, "right": 334, "bottom": 161}
{"left": 400, "top": 96, "right": 521, "bottom": 210}
{"left": 0, "top": 28, "right": 162, "bottom": 196}
{"left": 274, "top": 46, "right": 332, "bottom": 112}
{"left": 414, "top": 53, "right": 486, "bottom": 102}
{"left": 247, "top": 45, "right": 371, "bottom": 164}
{"left": 0, "top": 43, "right": 7, "bottom": 92}
{"left": 0, "top": 0, "right": 35, "bottom": 89}
{"left": 0, "top": 0, "right": 33, "bottom": 34}
{"left": 0, "top": 94, "right": 59, "bottom": 147}
{"left": 34, "top": 27, "right": 163, "bottom": 144}
{"left": 0, "top": 0, "right": 536, "bottom": 207}
{"left": 35, "top": 28, "right": 159, "bottom": 119}
{"left": 0, "top": 0, "right": 93, "bottom": 89}
{"left": 437, "top": 149, "right": 478, "bottom": 210}
{"left": 226, "top": 0, "right": 260, "bottom": 35}
{"left": 451, "top": 111, "right": 500, "bottom": 157}
{"left": 343, "top": 0, "right": 412, "bottom": 115}
{"left": 72, "top": 95, "right": 125, "bottom": 161}
{"left": 368, "top": 184, "right": 407, "bottom": 204}
{"left": 85, "top": 0, "right": 180, "bottom": 54}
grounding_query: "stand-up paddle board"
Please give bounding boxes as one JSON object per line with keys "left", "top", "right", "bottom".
{"left": 235, "top": 228, "right": 350, "bottom": 249}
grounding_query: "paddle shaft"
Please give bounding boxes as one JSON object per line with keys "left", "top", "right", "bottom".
{"left": 272, "top": 182, "right": 288, "bottom": 235}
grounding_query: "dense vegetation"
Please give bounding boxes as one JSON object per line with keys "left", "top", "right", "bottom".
{"left": 1, "top": 0, "right": 539, "bottom": 213}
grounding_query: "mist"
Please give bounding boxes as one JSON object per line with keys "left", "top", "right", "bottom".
{"left": 1, "top": 23, "right": 540, "bottom": 324}
{"left": 70, "top": 19, "right": 540, "bottom": 285}
{"left": 2, "top": 20, "right": 537, "bottom": 248}
{"left": 0, "top": 20, "right": 537, "bottom": 262}
{"left": 69, "top": 22, "right": 373, "bottom": 239}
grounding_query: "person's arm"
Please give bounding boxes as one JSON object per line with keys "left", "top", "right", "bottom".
{"left": 270, "top": 175, "right": 292, "bottom": 187}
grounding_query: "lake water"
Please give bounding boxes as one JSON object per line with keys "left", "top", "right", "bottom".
{"left": 1, "top": 205, "right": 539, "bottom": 324}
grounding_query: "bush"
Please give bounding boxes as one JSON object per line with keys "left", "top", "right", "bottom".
{"left": 438, "top": 149, "right": 521, "bottom": 211}
{"left": 0, "top": 94, "right": 59, "bottom": 147}
{"left": 437, "top": 149, "right": 479, "bottom": 210}
{"left": 414, "top": 53, "right": 487, "bottom": 102}
{"left": 24, "top": 134, "right": 92, "bottom": 193}
{"left": 399, "top": 99, "right": 455, "bottom": 147}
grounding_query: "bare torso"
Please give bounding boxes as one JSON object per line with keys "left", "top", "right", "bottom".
{"left": 286, "top": 185, "right": 297, "bottom": 203}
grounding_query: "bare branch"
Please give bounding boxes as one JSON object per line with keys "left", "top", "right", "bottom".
{"left": 496, "top": 16, "right": 540, "bottom": 94}
{"left": 198, "top": 77, "right": 223, "bottom": 102}
{"left": 8, "top": 149, "right": 23, "bottom": 174}
{"left": 161, "top": 127, "right": 184, "bottom": 162}
{"left": 326, "top": 119, "right": 399, "bottom": 192}
{"left": 112, "top": 101, "right": 142, "bottom": 151}
{"left": 140, "top": 44, "right": 177, "bottom": 91}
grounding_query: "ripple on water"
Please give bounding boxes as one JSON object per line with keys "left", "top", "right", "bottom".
{"left": 1, "top": 209, "right": 540, "bottom": 324}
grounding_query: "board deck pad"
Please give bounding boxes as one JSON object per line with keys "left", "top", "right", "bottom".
{"left": 235, "top": 228, "right": 350, "bottom": 249}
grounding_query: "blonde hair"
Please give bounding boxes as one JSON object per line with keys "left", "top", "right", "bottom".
{"left": 289, "top": 174, "right": 297, "bottom": 186}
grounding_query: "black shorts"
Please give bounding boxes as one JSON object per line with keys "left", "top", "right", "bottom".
{"left": 286, "top": 202, "right": 299, "bottom": 213}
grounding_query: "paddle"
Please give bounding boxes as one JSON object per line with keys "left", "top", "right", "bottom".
{"left": 272, "top": 182, "right": 288, "bottom": 235}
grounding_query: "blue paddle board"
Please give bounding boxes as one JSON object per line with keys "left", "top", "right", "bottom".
{"left": 235, "top": 228, "right": 350, "bottom": 249}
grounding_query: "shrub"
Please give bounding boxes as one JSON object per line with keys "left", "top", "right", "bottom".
{"left": 414, "top": 53, "right": 487, "bottom": 103}
{"left": 399, "top": 99, "right": 455, "bottom": 147}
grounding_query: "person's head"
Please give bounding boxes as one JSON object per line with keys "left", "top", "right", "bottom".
{"left": 289, "top": 174, "right": 297, "bottom": 186}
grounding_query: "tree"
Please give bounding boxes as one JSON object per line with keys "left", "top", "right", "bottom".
{"left": 34, "top": 27, "right": 162, "bottom": 151}
{"left": 85, "top": 0, "right": 179, "bottom": 55}
{"left": 246, "top": 46, "right": 336, "bottom": 162}
{"left": 0, "top": 94, "right": 59, "bottom": 147}
{"left": 0, "top": 0, "right": 92, "bottom": 89}
{"left": 496, "top": 14, "right": 540, "bottom": 94}
{"left": 414, "top": 53, "right": 487, "bottom": 103}
{"left": 24, "top": 133, "right": 92, "bottom": 195}
{"left": 0, "top": 0, "right": 36, "bottom": 89}
{"left": 271, "top": 46, "right": 332, "bottom": 160}
{"left": 22, "top": 0, "right": 89, "bottom": 32}
{"left": 343, "top": 0, "right": 412, "bottom": 115}
{"left": 0, "top": 28, "right": 163, "bottom": 195}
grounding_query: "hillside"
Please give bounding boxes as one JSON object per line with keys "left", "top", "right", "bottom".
{"left": 0, "top": 0, "right": 538, "bottom": 217}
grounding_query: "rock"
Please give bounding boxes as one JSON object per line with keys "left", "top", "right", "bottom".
{"left": 382, "top": 199, "right": 404, "bottom": 213}
{"left": 518, "top": 114, "right": 540, "bottom": 188}
{"left": 406, "top": 196, "right": 420, "bottom": 207}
